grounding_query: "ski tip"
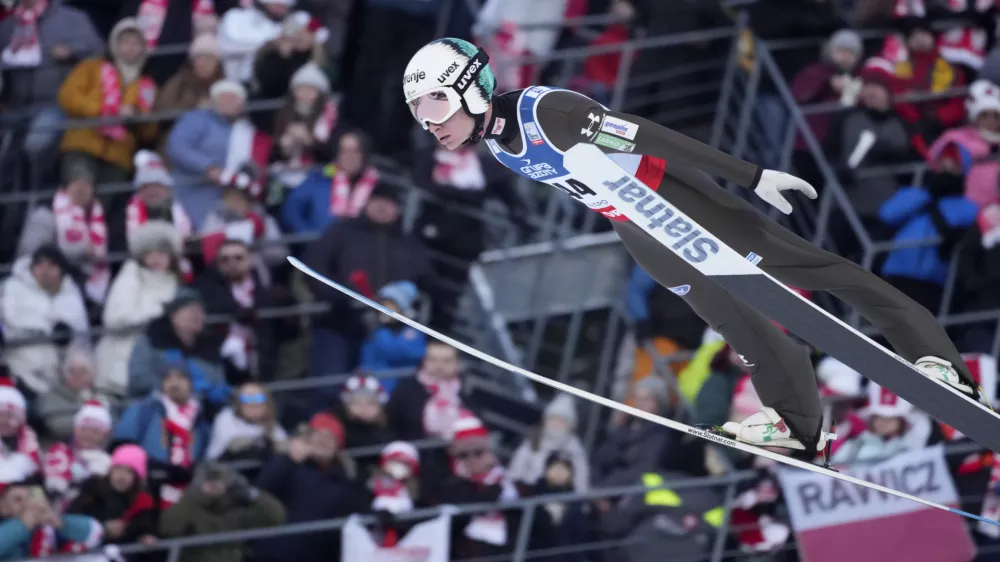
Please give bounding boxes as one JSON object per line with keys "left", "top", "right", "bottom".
{"left": 950, "top": 507, "right": 1000, "bottom": 527}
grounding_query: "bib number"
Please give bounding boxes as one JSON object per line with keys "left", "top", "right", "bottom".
{"left": 550, "top": 178, "right": 596, "bottom": 201}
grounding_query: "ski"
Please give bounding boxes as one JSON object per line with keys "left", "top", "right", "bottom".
{"left": 288, "top": 256, "right": 1000, "bottom": 528}
{"left": 559, "top": 143, "right": 1000, "bottom": 454}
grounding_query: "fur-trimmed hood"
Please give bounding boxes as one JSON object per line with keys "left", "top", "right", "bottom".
{"left": 128, "top": 220, "right": 182, "bottom": 257}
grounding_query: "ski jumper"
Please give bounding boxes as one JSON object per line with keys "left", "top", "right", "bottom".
{"left": 483, "top": 86, "right": 971, "bottom": 449}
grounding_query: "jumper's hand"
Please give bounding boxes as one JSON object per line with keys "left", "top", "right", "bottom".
{"left": 754, "top": 170, "right": 817, "bottom": 215}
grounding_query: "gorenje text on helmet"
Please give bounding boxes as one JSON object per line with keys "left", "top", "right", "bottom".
{"left": 403, "top": 70, "right": 426, "bottom": 84}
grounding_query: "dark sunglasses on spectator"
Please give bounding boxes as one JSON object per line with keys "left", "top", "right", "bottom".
{"left": 240, "top": 393, "right": 267, "bottom": 404}
{"left": 220, "top": 253, "right": 249, "bottom": 263}
{"left": 454, "top": 449, "right": 487, "bottom": 460}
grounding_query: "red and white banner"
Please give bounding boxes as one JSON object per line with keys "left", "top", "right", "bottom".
{"left": 776, "top": 445, "right": 975, "bottom": 562}
{"left": 342, "top": 511, "right": 452, "bottom": 562}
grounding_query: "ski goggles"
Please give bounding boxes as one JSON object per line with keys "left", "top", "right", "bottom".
{"left": 405, "top": 49, "right": 490, "bottom": 129}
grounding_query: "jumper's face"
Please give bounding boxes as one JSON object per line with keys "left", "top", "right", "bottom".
{"left": 409, "top": 90, "right": 475, "bottom": 150}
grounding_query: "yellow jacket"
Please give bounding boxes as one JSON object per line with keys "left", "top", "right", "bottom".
{"left": 58, "top": 58, "right": 159, "bottom": 171}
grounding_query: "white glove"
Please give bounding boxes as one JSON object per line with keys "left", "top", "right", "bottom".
{"left": 754, "top": 170, "right": 818, "bottom": 215}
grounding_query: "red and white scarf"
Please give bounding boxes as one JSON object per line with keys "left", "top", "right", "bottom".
{"left": 0, "top": 425, "right": 41, "bottom": 473}
{"left": 330, "top": 166, "right": 378, "bottom": 217}
{"left": 160, "top": 396, "right": 200, "bottom": 507}
{"left": 1, "top": 0, "right": 47, "bottom": 68}
{"left": 29, "top": 524, "right": 99, "bottom": 558}
{"left": 53, "top": 190, "right": 111, "bottom": 303}
{"left": 313, "top": 100, "right": 338, "bottom": 144}
{"left": 137, "top": 0, "right": 216, "bottom": 48}
{"left": 221, "top": 119, "right": 272, "bottom": 196}
{"left": 418, "top": 370, "right": 462, "bottom": 438}
{"left": 451, "top": 461, "right": 517, "bottom": 546}
{"left": 126, "top": 195, "right": 193, "bottom": 239}
{"left": 99, "top": 61, "right": 156, "bottom": 142}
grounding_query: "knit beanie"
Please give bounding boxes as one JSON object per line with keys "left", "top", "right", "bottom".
{"left": 111, "top": 444, "right": 148, "bottom": 481}
{"left": 449, "top": 410, "right": 489, "bottom": 444}
{"left": 290, "top": 62, "right": 330, "bottom": 94}
{"left": 376, "top": 281, "right": 419, "bottom": 317}
{"left": 827, "top": 29, "right": 862, "bottom": 55}
{"left": 30, "top": 245, "right": 67, "bottom": 272}
{"left": 133, "top": 150, "right": 174, "bottom": 189}
{"left": 544, "top": 394, "right": 577, "bottom": 428}
{"left": 73, "top": 400, "right": 112, "bottom": 432}
{"left": 309, "top": 412, "right": 345, "bottom": 447}
{"left": 210, "top": 79, "right": 247, "bottom": 103}
{"left": 341, "top": 375, "right": 388, "bottom": 404}
{"left": 164, "top": 287, "right": 203, "bottom": 316}
{"left": 380, "top": 441, "right": 420, "bottom": 475}
{"left": 0, "top": 378, "right": 25, "bottom": 414}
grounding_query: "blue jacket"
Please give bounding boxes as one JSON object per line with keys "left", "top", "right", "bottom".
{"left": 166, "top": 109, "right": 233, "bottom": 229}
{"left": 281, "top": 165, "right": 337, "bottom": 235}
{"left": 624, "top": 263, "right": 656, "bottom": 323}
{"left": 878, "top": 185, "right": 978, "bottom": 285}
{"left": 0, "top": 515, "right": 99, "bottom": 560}
{"left": 364, "top": 0, "right": 441, "bottom": 18}
{"left": 112, "top": 396, "right": 210, "bottom": 463}
{"left": 359, "top": 325, "right": 426, "bottom": 393}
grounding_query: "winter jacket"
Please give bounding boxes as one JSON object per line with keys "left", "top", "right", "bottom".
{"left": 112, "top": 395, "right": 211, "bottom": 463}
{"left": 117, "top": 0, "right": 205, "bottom": 85}
{"left": 436, "top": 473, "right": 521, "bottom": 560}
{"left": 95, "top": 259, "right": 179, "bottom": 397}
{"left": 338, "top": 409, "right": 396, "bottom": 481}
{"left": 205, "top": 407, "right": 288, "bottom": 461}
{"left": 281, "top": 166, "right": 339, "bottom": 234}
{"left": 303, "top": 216, "right": 435, "bottom": 338}
{"left": 255, "top": 454, "right": 371, "bottom": 562}
{"left": 68, "top": 475, "right": 157, "bottom": 544}
{"left": 0, "top": 256, "right": 89, "bottom": 394}
{"left": 217, "top": 6, "right": 283, "bottom": 82}
{"left": 57, "top": 21, "right": 159, "bottom": 171}
{"left": 358, "top": 324, "right": 426, "bottom": 388}
{"left": 0, "top": 0, "right": 103, "bottom": 109}
{"left": 160, "top": 475, "right": 286, "bottom": 562}
{"left": 507, "top": 434, "right": 590, "bottom": 492}
{"left": 832, "top": 107, "right": 912, "bottom": 216}
{"left": 0, "top": 515, "right": 100, "bottom": 560}
{"left": 35, "top": 382, "right": 116, "bottom": 442}
{"left": 127, "top": 316, "right": 229, "bottom": 405}
{"left": 878, "top": 184, "right": 978, "bottom": 285}
{"left": 929, "top": 126, "right": 1000, "bottom": 208}
{"left": 591, "top": 419, "right": 680, "bottom": 488}
{"left": 165, "top": 108, "right": 235, "bottom": 229}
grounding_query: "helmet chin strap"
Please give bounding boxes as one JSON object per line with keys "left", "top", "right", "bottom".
{"left": 461, "top": 111, "right": 488, "bottom": 147}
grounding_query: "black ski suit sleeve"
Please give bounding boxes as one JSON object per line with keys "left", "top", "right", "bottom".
{"left": 532, "top": 90, "right": 764, "bottom": 188}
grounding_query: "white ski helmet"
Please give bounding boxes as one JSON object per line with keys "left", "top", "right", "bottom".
{"left": 403, "top": 38, "right": 495, "bottom": 139}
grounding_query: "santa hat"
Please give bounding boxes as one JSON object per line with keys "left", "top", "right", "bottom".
{"left": 816, "top": 357, "right": 864, "bottom": 397}
{"left": 133, "top": 150, "right": 174, "bottom": 189}
{"left": 380, "top": 441, "right": 420, "bottom": 474}
{"left": 449, "top": 410, "right": 489, "bottom": 443}
{"left": 865, "top": 382, "right": 913, "bottom": 418}
{"left": 859, "top": 57, "right": 899, "bottom": 90}
{"left": 282, "top": 11, "right": 329, "bottom": 44}
{"left": 0, "top": 378, "right": 25, "bottom": 414}
{"left": 73, "top": 400, "right": 112, "bottom": 432}
{"left": 341, "top": 375, "right": 388, "bottom": 404}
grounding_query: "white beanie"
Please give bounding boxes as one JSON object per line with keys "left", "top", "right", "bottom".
{"left": 0, "top": 378, "right": 25, "bottom": 413}
{"left": 815, "top": 356, "right": 863, "bottom": 397}
{"left": 73, "top": 400, "right": 112, "bottom": 432}
{"left": 291, "top": 62, "right": 330, "bottom": 93}
{"left": 210, "top": 79, "right": 247, "bottom": 102}
{"left": 967, "top": 79, "right": 1000, "bottom": 119}
{"left": 133, "top": 150, "right": 174, "bottom": 188}
{"left": 544, "top": 394, "right": 577, "bottom": 428}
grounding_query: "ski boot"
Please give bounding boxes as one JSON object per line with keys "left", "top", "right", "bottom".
{"left": 914, "top": 356, "right": 975, "bottom": 397}
{"left": 702, "top": 407, "right": 838, "bottom": 469}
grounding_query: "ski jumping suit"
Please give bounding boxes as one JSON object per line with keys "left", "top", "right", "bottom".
{"left": 483, "top": 86, "right": 972, "bottom": 449}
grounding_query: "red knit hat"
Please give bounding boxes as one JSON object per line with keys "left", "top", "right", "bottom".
{"left": 449, "top": 410, "right": 488, "bottom": 443}
{"left": 73, "top": 400, "right": 112, "bottom": 431}
{"left": 380, "top": 441, "right": 420, "bottom": 474}
{"left": 0, "top": 378, "right": 25, "bottom": 414}
{"left": 309, "top": 413, "right": 345, "bottom": 446}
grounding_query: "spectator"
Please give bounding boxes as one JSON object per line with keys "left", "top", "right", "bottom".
{"left": 877, "top": 147, "right": 978, "bottom": 312}
{"left": 270, "top": 62, "right": 337, "bottom": 188}
{"left": 95, "top": 220, "right": 183, "bottom": 398}
{"left": 68, "top": 444, "right": 157, "bottom": 546}
{"left": 437, "top": 411, "right": 519, "bottom": 559}
{"left": 251, "top": 12, "right": 324, "bottom": 102}
{"left": 154, "top": 33, "right": 225, "bottom": 121}
{"left": 832, "top": 382, "right": 935, "bottom": 464}
{"left": 16, "top": 173, "right": 110, "bottom": 306}
{"left": 196, "top": 239, "right": 286, "bottom": 381}
{"left": 58, "top": 17, "right": 159, "bottom": 185}
{"left": 198, "top": 179, "right": 288, "bottom": 276}
{"left": 929, "top": 79, "right": 1000, "bottom": 208}
{"left": 0, "top": 247, "right": 89, "bottom": 398}
{"left": 0, "top": 0, "right": 102, "bottom": 161}
{"left": 113, "top": 361, "right": 210, "bottom": 510}
{"left": 255, "top": 412, "right": 370, "bottom": 562}
{"left": 0, "top": 380, "right": 42, "bottom": 475}
{"left": 387, "top": 341, "right": 466, "bottom": 441}
{"left": 126, "top": 151, "right": 195, "bottom": 242}
{"left": 591, "top": 377, "right": 687, "bottom": 487}
{"left": 205, "top": 382, "right": 288, "bottom": 466}
{"left": 167, "top": 79, "right": 272, "bottom": 229}
{"left": 0, "top": 481, "right": 102, "bottom": 559}
{"left": 218, "top": 0, "right": 302, "bottom": 82}
{"left": 369, "top": 441, "right": 422, "bottom": 515}
{"left": 281, "top": 129, "right": 378, "bottom": 236}
{"left": 160, "top": 461, "right": 286, "bottom": 562}
{"left": 118, "top": 0, "right": 218, "bottom": 85}
{"left": 127, "top": 289, "right": 229, "bottom": 406}
{"left": 337, "top": 375, "right": 395, "bottom": 480}
{"left": 358, "top": 281, "right": 427, "bottom": 392}
{"left": 304, "top": 182, "right": 435, "bottom": 378}
{"left": 507, "top": 394, "right": 589, "bottom": 492}
{"left": 36, "top": 346, "right": 114, "bottom": 441}
{"left": 521, "top": 450, "right": 590, "bottom": 559}
{"left": 43, "top": 400, "right": 113, "bottom": 505}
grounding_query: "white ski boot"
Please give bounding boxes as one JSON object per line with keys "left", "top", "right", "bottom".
{"left": 915, "top": 356, "right": 974, "bottom": 396}
{"left": 721, "top": 407, "right": 836, "bottom": 452}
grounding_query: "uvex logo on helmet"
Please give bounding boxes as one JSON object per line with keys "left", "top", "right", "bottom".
{"left": 438, "top": 62, "right": 459, "bottom": 83}
{"left": 456, "top": 59, "right": 484, "bottom": 90}
{"left": 403, "top": 70, "right": 426, "bottom": 84}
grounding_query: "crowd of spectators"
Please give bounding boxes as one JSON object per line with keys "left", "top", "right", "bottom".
{"left": 0, "top": 0, "right": 998, "bottom": 561}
